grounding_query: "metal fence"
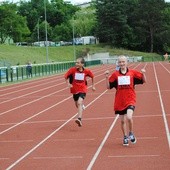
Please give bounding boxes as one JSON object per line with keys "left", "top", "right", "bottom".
{"left": 0, "top": 60, "right": 101, "bottom": 84}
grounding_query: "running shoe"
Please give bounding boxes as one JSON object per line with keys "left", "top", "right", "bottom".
{"left": 82, "top": 105, "right": 86, "bottom": 110}
{"left": 123, "top": 136, "right": 129, "bottom": 146}
{"left": 75, "top": 118, "right": 82, "bottom": 127}
{"left": 129, "top": 132, "right": 137, "bottom": 144}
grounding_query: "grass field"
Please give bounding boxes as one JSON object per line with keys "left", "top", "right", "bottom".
{"left": 0, "top": 44, "right": 163, "bottom": 66}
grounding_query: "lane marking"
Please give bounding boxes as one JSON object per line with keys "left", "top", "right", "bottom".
{"left": 153, "top": 63, "right": 170, "bottom": 149}
{"left": 0, "top": 87, "right": 68, "bottom": 116}
{"left": 87, "top": 115, "right": 119, "bottom": 170}
{"left": 0, "top": 158, "right": 10, "bottom": 160}
{"left": 0, "top": 140, "right": 33, "bottom": 143}
{"left": 108, "top": 155, "right": 160, "bottom": 158}
{"left": 0, "top": 96, "right": 72, "bottom": 135}
{"left": 116, "top": 137, "right": 158, "bottom": 140}
{"left": 54, "top": 138, "right": 95, "bottom": 142}
{"left": 0, "top": 79, "right": 106, "bottom": 135}
{"left": 0, "top": 66, "right": 112, "bottom": 115}
{"left": 1, "top": 113, "right": 169, "bottom": 126}
{"left": 33, "top": 156, "right": 83, "bottom": 159}
{"left": 5, "top": 90, "right": 108, "bottom": 170}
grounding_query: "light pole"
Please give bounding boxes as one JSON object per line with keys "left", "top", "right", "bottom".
{"left": 72, "top": 19, "right": 76, "bottom": 61}
{"left": 44, "top": 0, "right": 49, "bottom": 63}
{"left": 37, "top": 16, "right": 42, "bottom": 47}
{"left": 37, "top": 18, "right": 40, "bottom": 46}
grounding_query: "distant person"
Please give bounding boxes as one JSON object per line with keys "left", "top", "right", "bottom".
{"left": 26, "top": 61, "right": 32, "bottom": 77}
{"left": 105, "top": 55, "right": 146, "bottom": 146}
{"left": 163, "top": 53, "right": 168, "bottom": 61}
{"left": 115, "top": 60, "right": 120, "bottom": 70}
{"left": 64, "top": 57, "right": 96, "bottom": 127}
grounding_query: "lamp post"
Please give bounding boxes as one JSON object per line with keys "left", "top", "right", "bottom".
{"left": 37, "top": 18, "right": 40, "bottom": 46}
{"left": 72, "top": 19, "right": 76, "bottom": 61}
{"left": 44, "top": 0, "right": 49, "bottom": 63}
{"left": 37, "top": 16, "right": 42, "bottom": 47}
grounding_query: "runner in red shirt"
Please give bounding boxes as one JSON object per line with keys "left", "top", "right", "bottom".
{"left": 105, "top": 55, "right": 146, "bottom": 146}
{"left": 65, "top": 57, "right": 96, "bottom": 127}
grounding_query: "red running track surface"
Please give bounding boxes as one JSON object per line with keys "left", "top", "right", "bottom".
{"left": 0, "top": 62, "right": 170, "bottom": 170}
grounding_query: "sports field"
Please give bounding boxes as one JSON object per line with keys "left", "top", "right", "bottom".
{"left": 0, "top": 62, "right": 170, "bottom": 170}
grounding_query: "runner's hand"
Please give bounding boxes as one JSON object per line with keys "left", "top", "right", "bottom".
{"left": 141, "top": 68, "right": 146, "bottom": 73}
{"left": 105, "top": 70, "right": 109, "bottom": 78}
{"left": 92, "top": 85, "right": 96, "bottom": 91}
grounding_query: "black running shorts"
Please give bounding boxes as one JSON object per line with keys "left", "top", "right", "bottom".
{"left": 73, "top": 93, "right": 86, "bottom": 101}
{"left": 115, "top": 105, "right": 135, "bottom": 115}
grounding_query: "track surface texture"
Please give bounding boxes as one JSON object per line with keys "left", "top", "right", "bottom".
{"left": 0, "top": 62, "right": 170, "bottom": 170}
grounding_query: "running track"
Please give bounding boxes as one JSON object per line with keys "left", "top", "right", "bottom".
{"left": 0, "top": 62, "right": 170, "bottom": 170}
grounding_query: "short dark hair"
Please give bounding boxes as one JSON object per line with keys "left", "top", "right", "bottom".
{"left": 77, "top": 57, "right": 85, "bottom": 64}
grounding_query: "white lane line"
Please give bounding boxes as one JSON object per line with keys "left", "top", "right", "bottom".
{"left": 33, "top": 156, "right": 83, "bottom": 159}
{"left": 153, "top": 63, "right": 170, "bottom": 149}
{"left": 0, "top": 80, "right": 64, "bottom": 100}
{"left": 86, "top": 115, "right": 119, "bottom": 170}
{"left": 54, "top": 138, "right": 95, "bottom": 142}
{"left": 0, "top": 158, "right": 10, "bottom": 160}
{"left": 116, "top": 137, "right": 158, "bottom": 140}
{"left": 5, "top": 90, "right": 108, "bottom": 170}
{"left": 5, "top": 114, "right": 77, "bottom": 170}
{"left": 0, "top": 79, "right": 105, "bottom": 135}
{"left": 159, "top": 62, "right": 170, "bottom": 73}
{"left": 1, "top": 113, "right": 169, "bottom": 126}
{"left": 108, "top": 155, "right": 159, "bottom": 158}
{"left": 0, "top": 86, "right": 68, "bottom": 116}
{"left": 0, "top": 140, "right": 33, "bottom": 143}
{"left": 0, "top": 66, "right": 110, "bottom": 116}
{"left": 0, "top": 96, "right": 71, "bottom": 135}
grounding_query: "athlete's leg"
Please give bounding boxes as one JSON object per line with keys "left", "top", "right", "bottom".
{"left": 127, "top": 108, "right": 136, "bottom": 143}
{"left": 75, "top": 101, "right": 78, "bottom": 108}
{"left": 119, "top": 115, "right": 127, "bottom": 136}
{"left": 126, "top": 109, "right": 134, "bottom": 132}
{"left": 77, "top": 97, "right": 84, "bottom": 119}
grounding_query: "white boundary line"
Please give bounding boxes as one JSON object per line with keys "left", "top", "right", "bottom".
{"left": 0, "top": 79, "right": 105, "bottom": 135}
{"left": 108, "top": 154, "right": 159, "bottom": 158}
{"left": 0, "top": 66, "right": 112, "bottom": 115}
{"left": 153, "top": 62, "right": 170, "bottom": 149}
{"left": 86, "top": 115, "right": 119, "bottom": 170}
{"left": 5, "top": 90, "right": 108, "bottom": 170}
{"left": 33, "top": 156, "right": 83, "bottom": 159}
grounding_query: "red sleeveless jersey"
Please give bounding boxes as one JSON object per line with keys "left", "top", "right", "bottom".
{"left": 109, "top": 69, "right": 144, "bottom": 111}
{"left": 65, "top": 67, "right": 94, "bottom": 94}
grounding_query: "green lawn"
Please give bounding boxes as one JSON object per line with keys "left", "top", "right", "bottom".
{"left": 0, "top": 44, "right": 163, "bottom": 66}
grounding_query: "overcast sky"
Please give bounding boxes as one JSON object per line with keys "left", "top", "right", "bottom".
{"left": 0, "top": 0, "right": 169, "bottom": 5}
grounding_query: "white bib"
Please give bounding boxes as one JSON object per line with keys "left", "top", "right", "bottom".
{"left": 75, "top": 73, "right": 85, "bottom": 80}
{"left": 118, "top": 76, "right": 130, "bottom": 85}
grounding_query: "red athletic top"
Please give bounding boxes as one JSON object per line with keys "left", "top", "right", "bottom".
{"left": 109, "top": 68, "right": 144, "bottom": 111}
{"left": 64, "top": 67, "right": 94, "bottom": 94}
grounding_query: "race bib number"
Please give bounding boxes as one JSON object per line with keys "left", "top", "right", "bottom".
{"left": 75, "top": 73, "right": 85, "bottom": 80}
{"left": 118, "top": 76, "right": 130, "bottom": 85}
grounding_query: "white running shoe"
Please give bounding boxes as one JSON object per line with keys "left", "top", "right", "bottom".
{"left": 82, "top": 105, "right": 86, "bottom": 110}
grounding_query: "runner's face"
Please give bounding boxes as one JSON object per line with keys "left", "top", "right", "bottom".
{"left": 75, "top": 59, "right": 83, "bottom": 68}
{"left": 118, "top": 57, "right": 127, "bottom": 69}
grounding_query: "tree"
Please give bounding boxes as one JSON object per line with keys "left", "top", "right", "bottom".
{"left": 18, "top": 0, "right": 78, "bottom": 43}
{"left": 95, "top": 0, "right": 170, "bottom": 52}
{"left": 0, "top": 2, "right": 30, "bottom": 43}
{"left": 72, "top": 7, "right": 97, "bottom": 37}
{"left": 134, "top": 0, "right": 167, "bottom": 52}
{"left": 95, "top": 0, "right": 133, "bottom": 48}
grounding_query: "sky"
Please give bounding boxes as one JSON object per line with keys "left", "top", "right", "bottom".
{"left": 0, "top": 0, "right": 169, "bottom": 4}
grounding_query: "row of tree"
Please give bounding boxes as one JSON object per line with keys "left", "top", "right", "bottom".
{"left": 95, "top": 0, "right": 170, "bottom": 53}
{"left": 0, "top": 0, "right": 170, "bottom": 53}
